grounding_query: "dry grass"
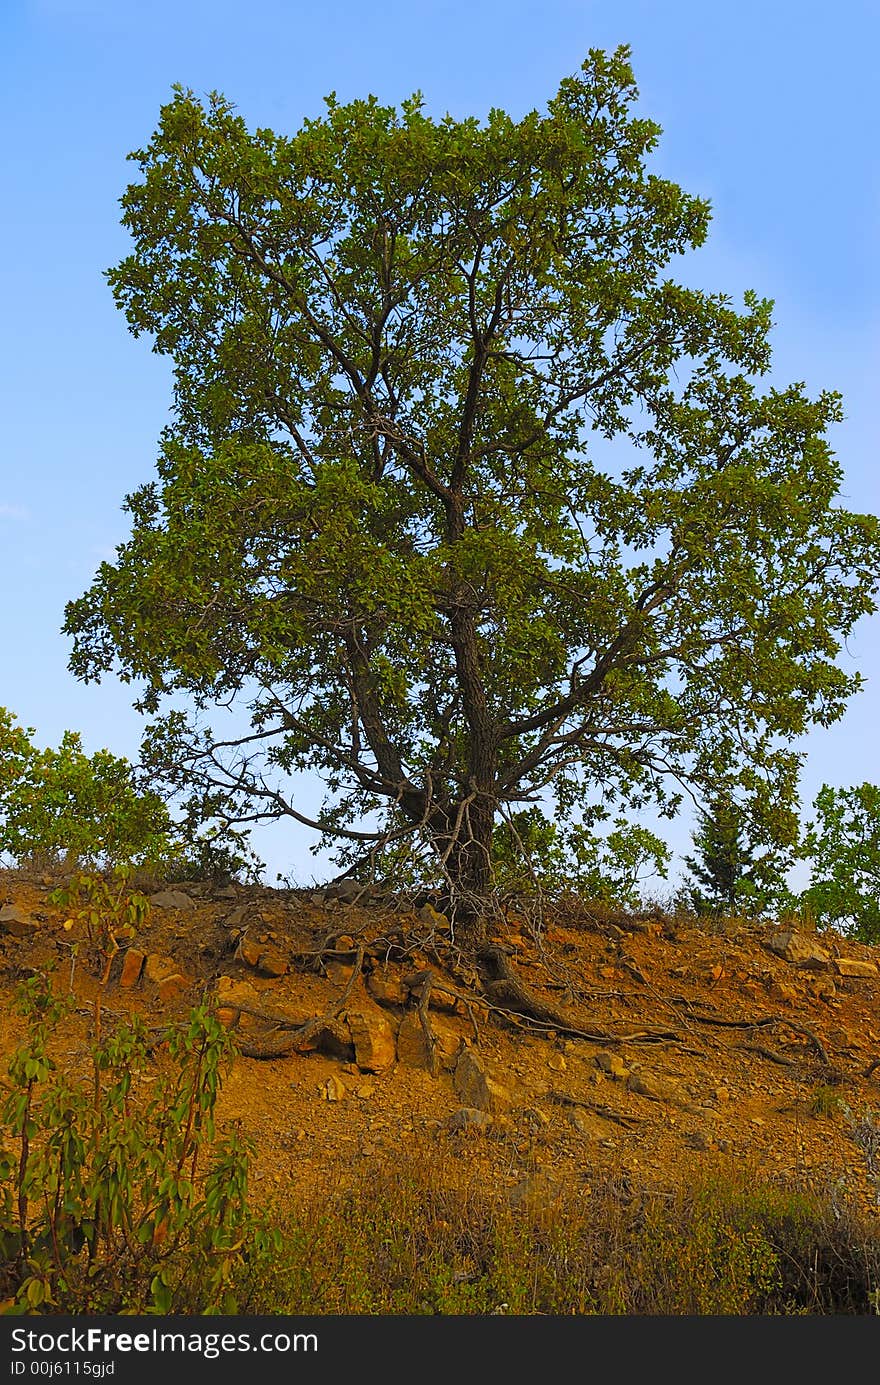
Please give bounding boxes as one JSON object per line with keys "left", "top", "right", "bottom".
{"left": 231, "top": 1140, "right": 880, "bottom": 1315}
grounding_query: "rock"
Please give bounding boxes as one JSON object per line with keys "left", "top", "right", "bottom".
{"left": 215, "top": 974, "right": 261, "bottom": 1005}
{"left": 156, "top": 974, "right": 188, "bottom": 1002}
{"left": 354, "top": 1082, "right": 375, "bottom": 1100}
{"left": 682, "top": 1130, "right": 712, "bottom": 1151}
{"left": 346, "top": 1007, "right": 397, "bottom": 1073}
{"left": 567, "top": 1108, "right": 600, "bottom": 1136}
{"left": 765, "top": 930, "right": 830, "bottom": 969}
{"left": 367, "top": 972, "right": 408, "bottom": 1007}
{"left": 547, "top": 1053, "right": 567, "bottom": 1072}
{"left": 224, "top": 904, "right": 250, "bottom": 931}
{"left": 0, "top": 905, "right": 38, "bottom": 937}
{"left": 324, "top": 880, "right": 362, "bottom": 904}
{"left": 325, "top": 960, "right": 356, "bottom": 985}
{"left": 446, "top": 1107, "right": 493, "bottom": 1131}
{"left": 416, "top": 903, "right": 450, "bottom": 931}
{"left": 213, "top": 884, "right": 237, "bottom": 900}
{"left": 254, "top": 945, "right": 289, "bottom": 977}
{"left": 508, "top": 1172, "right": 564, "bottom": 1212}
{"left": 714, "top": 1086, "right": 731, "bottom": 1103}
{"left": 395, "top": 1012, "right": 430, "bottom": 1068}
{"left": 322, "top": 1073, "right": 347, "bottom": 1102}
{"left": 594, "top": 1050, "right": 630, "bottom": 1081}
{"left": 773, "top": 981, "right": 800, "bottom": 1003}
{"left": 235, "top": 932, "right": 289, "bottom": 976}
{"left": 148, "top": 889, "right": 195, "bottom": 913}
{"left": 396, "top": 1012, "right": 461, "bottom": 1072}
{"left": 215, "top": 975, "right": 263, "bottom": 1027}
{"left": 306, "top": 1021, "right": 355, "bottom": 1060}
{"left": 119, "top": 948, "right": 146, "bottom": 988}
{"left": 144, "top": 953, "right": 182, "bottom": 985}
{"left": 236, "top": 933, "right": 264, "bottom": 968}
{"left": 453, "top": 1048, "right": 512, "bottom": 1113}
{"left": 834, "top": 958, "right": 878, "bottom": 979}
{"left": 627, "top": 1070, "right": 683, "bottom": 1104}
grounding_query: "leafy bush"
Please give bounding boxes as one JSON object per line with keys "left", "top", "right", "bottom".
{"left": 0, "top": 707, "right": 177, "bottom": 870}
{"left": 0, "top": 706, "right": 259, "bottom": 880}
{"left": 802, "top": 784, "right": 880, "bottom": 940}
{"left": 0, "top": 974, "right": 278, "bottom": 1314}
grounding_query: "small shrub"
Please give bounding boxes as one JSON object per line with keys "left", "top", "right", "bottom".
{"left": 809, "top": 1084, "right": 843, "bottom": 1119}
{"left": 0, "top": 706, "right": 260, "bottom": 882}
{"left": 0, "top": 973, "right": 278, "bottom": 1314}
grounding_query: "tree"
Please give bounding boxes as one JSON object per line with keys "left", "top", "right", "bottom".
{"left": 681, "top": 797, "right": 793, "bottom": 918}
{"left": 64, "top": 49, "right": 880, "bottom": 946}
{"left": 0, "top": 707, "right": 254, "bottom": 878}
{"left": 0, "top": 707, "right": 174, "bottom": 870}
{"left": 802, "top": 784, "right": 880, "bottom": 940}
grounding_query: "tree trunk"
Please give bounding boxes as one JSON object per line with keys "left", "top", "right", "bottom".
{"left": 438, "top": 791, "right": 496, "bottom": 948}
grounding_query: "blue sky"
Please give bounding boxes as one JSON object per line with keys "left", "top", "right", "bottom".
{"left": 1, "top": 0, "right": 878, "bottom": 887}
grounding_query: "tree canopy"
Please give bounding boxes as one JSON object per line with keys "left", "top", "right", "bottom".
{"left": 65, "top": 47, "right": 880, "bottom": 937}
{"left": 803, "top": 784, "right": 880, "bottom": 940}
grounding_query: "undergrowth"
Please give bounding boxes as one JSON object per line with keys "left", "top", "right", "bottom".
{"left": 236, "top": 1148, "right": 880, "bottom": 1315}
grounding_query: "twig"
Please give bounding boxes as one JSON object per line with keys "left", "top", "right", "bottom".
{"left": 548, "top": 1089, "right": 644, "bottom": 1128}
{"left": 738, "top": 1043, "right": 797, "bottom": 1068}
{"left": 415, "top": 972, "right": 438, "bottom": 1076}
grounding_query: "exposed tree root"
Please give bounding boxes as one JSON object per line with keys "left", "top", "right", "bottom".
{"left": 478, "top": 943, "right": 591, "bottom": 1032}
{"left": 548, "top": 1089, "right": 644, "bottom": 1128}
{"left": 738, "top": 1043, "right": 797, "bottom": 1068}
{"left": 475, "top": 944, "right": 678, "bottom": 1044}
{"left": 226, "top": 944, "right": 365, "bottom": 1058}
{"left": 683, "top": 1010, "right": 831, "bottom": 1066}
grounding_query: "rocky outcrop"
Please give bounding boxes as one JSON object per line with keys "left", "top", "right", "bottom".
{"left": 452, "top": 1047, "right": 513, "bottom": 1113}
{"left": 765, "top": 930, "right": 831, "bottom": 969}
{"left": 346, "top": 1006, "right": 397, "bottom": 1073}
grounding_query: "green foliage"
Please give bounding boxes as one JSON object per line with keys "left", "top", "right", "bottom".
{"left": 0, "top": 707, "right": 175, "bottom": 871}
{"left": 681, "top": 796, "right": 795, "bottom": 918}
{"left": 63, "top": 48, "right": 880, "bottom": 908}
{"left": 801, "top": 784, "right": 880, "bottom": 940}
{"left": 492, "top": 807, "right": 669, "bottom": 907}
{"left": 0, "top": 973, "right": 278, "bottom": 1314}
{"left": 0, "top": 706, "right": 260, "bottom": 881}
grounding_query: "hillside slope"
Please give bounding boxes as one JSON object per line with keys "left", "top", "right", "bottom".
{"left": 2, "top": 868, "right": 880, "bottom": 1216}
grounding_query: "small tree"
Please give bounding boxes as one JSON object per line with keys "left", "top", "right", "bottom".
{"left": 0, "top": 707, "right": 255, "bottom": 879}
{"left": 802, "top": 784, "right": 880, "bottom": 940}
{"left": 64, "top": 49, "right": 880, "bottom": 944}
{"left": 681, "top": 798, "right": 794, "bottom": 917}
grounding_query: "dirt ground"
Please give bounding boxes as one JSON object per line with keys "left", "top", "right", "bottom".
{"left": 2, "top": 868, "right": 880, "bottom": 1216}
